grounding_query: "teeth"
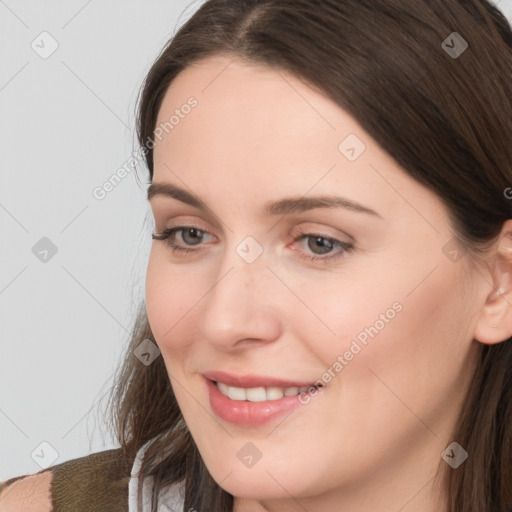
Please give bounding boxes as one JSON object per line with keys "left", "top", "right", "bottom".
{"left": 284, "top": 386, "right": 299, "bottom": 396}
{"left": 228, "top": 386, "right": 247, "bottom": 401}
{"left": 245, "top": 387, "right": 267, "bottom": 402}
{"left": 266, "top": 387, "right": 284, "bottom": 400}
{"left": 216, "top": 382, "right": 319, "bottom": 401}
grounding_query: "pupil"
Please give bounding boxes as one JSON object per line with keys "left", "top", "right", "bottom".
{"left": 309, "top": 236, "right": 332, "bottom": 255}
{"left": 183, "top": 228, "right": 203, "bottom": 245}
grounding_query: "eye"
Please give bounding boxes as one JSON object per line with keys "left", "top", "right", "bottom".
{"left": 152, "top": 227, "right": 212, "bottom": 254}
{"left": 151, "top": 226, "right": 354, "bottom": 263}
{"left": 292, "top": 232, "right": 353, "bottom": 263}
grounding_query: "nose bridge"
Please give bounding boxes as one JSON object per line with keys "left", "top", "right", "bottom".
{"left": 199, "top": 241, "right": 281, "bottom": 347}
{"left": 212, "top": 232, "right": 269, "bottom": 303}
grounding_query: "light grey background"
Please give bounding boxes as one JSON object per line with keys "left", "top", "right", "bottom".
{"left": 0, "top": 0, "right": 201, "bottom": 480}
{"left": 1, "top": 0, "right": 511, "bottom": 480}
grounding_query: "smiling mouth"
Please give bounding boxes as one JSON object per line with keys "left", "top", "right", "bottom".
{"left": 213, "top": 380, "right": 324, "bottom": 402}
{"left": 205, "top": 375, "right": 325, "bottom": 426}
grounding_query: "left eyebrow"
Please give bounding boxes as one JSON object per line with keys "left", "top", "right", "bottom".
{"left": 147, "top": 182, "right": 381, "bottom": 218}
{"left": 264, "top": 195, "right": 381, "bottom": 217}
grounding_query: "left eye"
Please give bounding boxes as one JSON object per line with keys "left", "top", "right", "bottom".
{"left": 292, "top": 232, "right": 353, "bottom": 262}
{"left": 151, "top": 227, "right": 353, "bottom": 263}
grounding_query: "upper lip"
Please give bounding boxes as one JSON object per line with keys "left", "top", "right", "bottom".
{"left": 202, "top": 370, "right": 322, "bottom": 388}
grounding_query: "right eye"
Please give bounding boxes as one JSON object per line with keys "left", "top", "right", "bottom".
{"left": 152, "top": 226, "right": 214, "bottom": 254}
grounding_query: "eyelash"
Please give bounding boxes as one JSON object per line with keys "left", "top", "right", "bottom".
{"left": 151, "top": 226, "right": 353, "bottom": 263}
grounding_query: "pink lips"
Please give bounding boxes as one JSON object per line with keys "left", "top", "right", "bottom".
{"left": 202, "top": 371, "right": 324, "bottom": 426}
{"left": 202, "top": 370, "right": 319, "bottom": 388}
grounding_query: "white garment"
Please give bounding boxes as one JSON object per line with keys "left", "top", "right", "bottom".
{"left": 128, "top": 437, "right": 186, "bottom": 511}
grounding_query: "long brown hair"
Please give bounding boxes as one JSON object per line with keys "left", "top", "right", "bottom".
{"left": 105, "top": 1, "right": 512, "bottom": 510}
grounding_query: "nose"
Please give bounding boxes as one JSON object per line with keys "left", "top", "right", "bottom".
{"left": 199, "top": 252, "right": 282, "bottom": 351}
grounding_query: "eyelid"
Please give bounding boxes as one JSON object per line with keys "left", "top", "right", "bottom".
{"left": 289, "top": 223, "right": 354, "bottom": 244}
{"left": 154, "top": 221, "right": 352, "bottom": 247}
{"left": 151, "top": 206, "right": 224, "bottom": 233}
{"left": 154, "top": 216, "right": 215, "bottom": 234}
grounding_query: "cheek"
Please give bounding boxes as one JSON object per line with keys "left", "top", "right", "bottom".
{"left": 270, "top": 262, "right": 406, "bottom": 371}
{"left": 145, "top": 252, "right": 202, "bottom": 349}
{"left": 326, "top": 258, "right": 475, "bottom": 429}
{"left": 298, "top": 253, "right": 473, "bottom": 396}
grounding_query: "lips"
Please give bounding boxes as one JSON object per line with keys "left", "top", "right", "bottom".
{"left": 202, "top": 370, "right": 325, "bottom": 426}
{"left": 202, "top": 370, "right": 320, "bottom": 388}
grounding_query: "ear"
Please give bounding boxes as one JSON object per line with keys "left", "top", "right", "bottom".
{"left": 474, "top": 219, "right": 512, "bottom": 345}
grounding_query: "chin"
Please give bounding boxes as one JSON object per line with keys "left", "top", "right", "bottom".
{"left": 204, "top": 458, "right": 321, "bottom": 500}
{"left": 213, "top": 470, "right": 294, "bottom": 500}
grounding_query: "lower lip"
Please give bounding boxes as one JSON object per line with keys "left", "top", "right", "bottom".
{"left": 205, "top": 377, "right": 323, "bottom": 426}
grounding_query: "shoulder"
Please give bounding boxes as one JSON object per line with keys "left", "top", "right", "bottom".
{"left": 0, "top": 470, "right": 52, "bottom": 512}
{"left": 0, "top": 447, "right": 134, "bottom": 512}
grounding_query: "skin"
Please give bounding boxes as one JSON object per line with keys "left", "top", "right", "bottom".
{"left": 145, "top": 54, "right": 512, "bottom": 512}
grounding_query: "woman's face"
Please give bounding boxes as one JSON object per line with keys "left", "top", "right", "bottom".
{"left": 146, "top": 54, "right": 487, "bottom": 509}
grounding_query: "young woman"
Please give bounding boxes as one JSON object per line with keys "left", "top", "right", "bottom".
{"left": 1, "top": 0, "right": 511, "bottom": 510}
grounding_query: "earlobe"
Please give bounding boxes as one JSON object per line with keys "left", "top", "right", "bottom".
{"left": 474, "top": 221, "right": 512, "bottom": 345}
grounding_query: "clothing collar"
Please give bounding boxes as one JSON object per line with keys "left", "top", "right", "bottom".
{"left": 128, "top": 437, "right": 185, "bottom": 511}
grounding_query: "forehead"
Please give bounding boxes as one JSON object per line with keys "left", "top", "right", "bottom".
{"left": 153, "top": 55, "right": 366, "bottom": 196}
{"left": 151, "top": 55, "right": 449, "bottom": 232}
{"left": 153, "top": 54, "right": 353, "bottom": 165}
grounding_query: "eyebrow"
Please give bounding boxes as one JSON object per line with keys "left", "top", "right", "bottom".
{"left": 147, "top": 182, "right": 381, "bottom": 217}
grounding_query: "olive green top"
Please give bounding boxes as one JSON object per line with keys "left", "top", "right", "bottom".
{"left": 0, "top": 448, "right": 133, "bottom": 512}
